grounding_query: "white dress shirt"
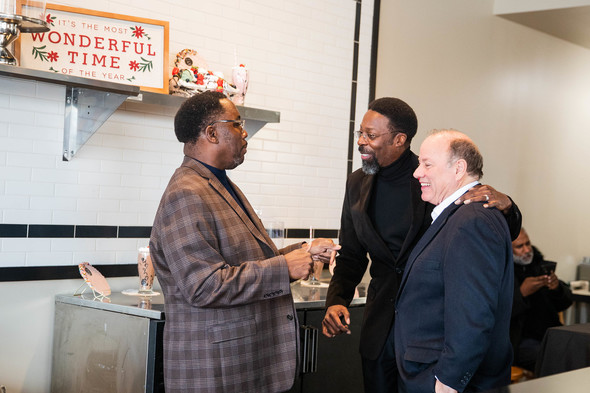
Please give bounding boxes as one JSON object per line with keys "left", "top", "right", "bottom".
{"left": 431, "top": 181, "right": 480, "bottom": 223}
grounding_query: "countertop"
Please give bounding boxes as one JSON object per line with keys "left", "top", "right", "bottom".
{"left": 56, "top": 275, "right": 367, "bottom": 320}
{"left": 483, "top": 366, "right": 590, "bottom": 393}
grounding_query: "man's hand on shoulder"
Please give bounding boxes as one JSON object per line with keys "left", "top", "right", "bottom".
{"left": 455, "top": 184, "right": 512, "bottom": 214}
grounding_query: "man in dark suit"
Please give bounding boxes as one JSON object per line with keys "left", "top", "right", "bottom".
{"left": 150, "top": 91, "right": 339, "bottom": 393}
{"left": 394, "top": 130, "right": 513, "bottom": 393}
{"left": 322, "top": 98, "right": 521, "bottom": 392}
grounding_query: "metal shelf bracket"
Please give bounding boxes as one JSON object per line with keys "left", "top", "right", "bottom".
{"left": 63, "top": 86, "right": 129, "bottom": 161}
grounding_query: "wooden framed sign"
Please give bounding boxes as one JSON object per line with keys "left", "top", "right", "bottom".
{"left": 18, "top": 4, "right": 169, "bottom": 93}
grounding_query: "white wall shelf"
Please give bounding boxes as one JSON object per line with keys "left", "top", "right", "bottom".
{"left": 122, "top": 91, "right": 280, "bottom": 140}
{"left": 0, "top": 64, "right": 280, "bottom": 160}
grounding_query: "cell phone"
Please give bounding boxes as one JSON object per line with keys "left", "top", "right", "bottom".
{"left": 540, "top": 261, "right": 557, "bottom": 275}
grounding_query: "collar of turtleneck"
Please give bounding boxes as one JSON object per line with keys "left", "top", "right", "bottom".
{"left": 377, "top": 147, "right": 413, "bottom": 182}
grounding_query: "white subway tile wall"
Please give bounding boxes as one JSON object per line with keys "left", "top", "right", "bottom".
{"left": 0, "top": 0, "right": 374, "bottom": 267}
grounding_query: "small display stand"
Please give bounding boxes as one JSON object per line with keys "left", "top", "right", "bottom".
{"left": 75, "top": 262, "right": 111, "bottom": 301}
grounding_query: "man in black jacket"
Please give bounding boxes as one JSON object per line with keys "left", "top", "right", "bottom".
{"left": 321, "top": 97, "right": 522, "bottom": 393}
{"left": 510, "top": 228, "right": 573, "bottom": 372}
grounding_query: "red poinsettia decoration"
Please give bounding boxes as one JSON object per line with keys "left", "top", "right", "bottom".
{"left": 47, "top": 51, "right": 59, "bottom": 62}
{"left": 129, "top": 60, "right": 140, "bottom": 71}
{"left": 45, "top": 13, "right": 56, "bottom": 26}
{"left": 132, "top": 26, "right": 145, "bottom": 39}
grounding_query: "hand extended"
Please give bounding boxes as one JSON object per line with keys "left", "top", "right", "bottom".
{"left": 455, "top": 184, "right": 512, "bottom": 214}
{"left": 306, "top": 238, "right": 341, "bottom": 265}
{"left": 322, "top": 305, "right": 351, "bottom": 337}
{"left": 285, "top": 248, "right": 313, "bottom": 281}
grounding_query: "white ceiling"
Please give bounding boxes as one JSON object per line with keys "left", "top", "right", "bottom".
{"left": 498, "top": 6, "right": 590, "bottom": 49}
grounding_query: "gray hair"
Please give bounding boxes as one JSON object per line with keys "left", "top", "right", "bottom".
{"left": 431, "top": 129, "right": 483, "bottom": 180}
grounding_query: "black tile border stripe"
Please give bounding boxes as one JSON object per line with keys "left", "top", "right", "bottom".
{"left": 0, "top": 224, "right": 27, "bottom": 237}
{"left": 29, "top": 224, "right": 74, "bottom": 238}
{"left": 119, "top": 226, "right": 152, "bottom": 238}
{"left": 0, "top": 264, "right": 138, "bottom": 282}
{"left": 286, "top": 228, "right": 311, "bottom": 239}
{"left": 0, "top": 224, "right": 338, "bottom": 239}
{"left": 75, "top": 225, "right": 118, "bottom": 238}
{"left": 314, "top": 229, "right": 339, "bottom": 239}
{"left": 286, "top": 228, "right": 340, "bottom": 240}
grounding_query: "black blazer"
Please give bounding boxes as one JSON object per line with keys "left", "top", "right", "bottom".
{"left": 326, "top": 151, "right": 431, "bottom": 360}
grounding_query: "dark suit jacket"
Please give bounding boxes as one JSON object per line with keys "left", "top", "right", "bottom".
{"left": 394, "top": 200, "right": 514, "bottom": 393}
{"left": 150, "top": 157, "right": 301, "bottom": 393}
{"left": 325, "top": 152, "right": 432, "bottom": 359}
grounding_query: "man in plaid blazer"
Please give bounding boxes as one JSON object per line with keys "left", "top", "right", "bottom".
{"left": 150, "top": 91, "right": 339, "bottom": 392}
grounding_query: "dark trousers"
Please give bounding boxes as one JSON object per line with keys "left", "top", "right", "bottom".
{"left": 515, "top": 337, "right": 542, "bottom": 372}
{"left": 362, "top": 325, "right": 398, "bottom": 393}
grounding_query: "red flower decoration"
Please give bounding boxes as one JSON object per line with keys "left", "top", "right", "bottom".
{"left": 129, "top": 60, "right": 140, "bottom": 71}
{"left": 132, "top": 26, "right": 145, "bottom": 38}
{"left": 47, "top": 51, "right": 59, "bottom": 62}
{"left": 45, "top": 13, "right": 56, "bottom": 26}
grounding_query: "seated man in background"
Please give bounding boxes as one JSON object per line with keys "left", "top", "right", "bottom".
{"left": 510, "top": 228, "right": 573, "bottom": 373}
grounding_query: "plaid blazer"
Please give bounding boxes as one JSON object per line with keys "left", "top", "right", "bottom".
{"left": 150, "top": 157, "right": 300, "bottom": 393}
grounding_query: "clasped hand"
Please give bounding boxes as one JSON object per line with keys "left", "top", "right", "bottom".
{"left": 285, "top": 238, "right": 340, "bottom": 281}
{"left": 306, "top": 238, "right": 341, "bottom": 264}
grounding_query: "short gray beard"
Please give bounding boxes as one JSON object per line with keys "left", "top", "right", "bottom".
{"left": 361, "top": 160, "right": 380, "bottom": 175}
{"left": 514, "top": 252, "right": 533, "bottom": 266}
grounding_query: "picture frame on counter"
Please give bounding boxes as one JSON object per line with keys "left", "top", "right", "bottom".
{"left": 17, "top": 3, "right": 169, "bottom": 93}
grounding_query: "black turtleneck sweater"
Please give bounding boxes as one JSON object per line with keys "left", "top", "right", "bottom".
{"left": 368, "top": 148, "right": 415, "bottom": 259}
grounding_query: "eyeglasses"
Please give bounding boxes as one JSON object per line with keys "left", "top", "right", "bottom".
{"left": 207, "top": 119, "right": 246, "bottom": 130}
{"left": 354, "top": 130, "right": 396, "bottom": 142}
